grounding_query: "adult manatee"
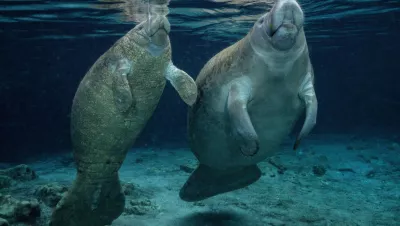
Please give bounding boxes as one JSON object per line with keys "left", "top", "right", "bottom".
{"left": 180, "top": 0, "right": 317, "bottom": 202}
{"left": 50, "top": 15, "right": 197, "bottom": 225}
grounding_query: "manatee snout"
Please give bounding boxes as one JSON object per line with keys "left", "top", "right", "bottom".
{"left": 266, "top": 0, "right": 304, "bottom": 50}
{"left": 147, "top": 15, "right": 171, "bottom": 53}
{"left": 153, "top": 14, "right": 171, "bottom": 34}
{"left": 146, "top": 14, "right": 170, "bottom": 35}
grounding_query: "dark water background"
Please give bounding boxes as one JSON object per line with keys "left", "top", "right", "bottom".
{"left": 0, "top": 0, "right": 399, "bottom": 162}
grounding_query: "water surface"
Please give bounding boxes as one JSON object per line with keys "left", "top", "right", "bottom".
{"left": 1, "top": 0, "right": 399, "bottom": 45}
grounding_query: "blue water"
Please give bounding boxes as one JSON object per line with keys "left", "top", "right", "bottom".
{"left": 0, "top": 0, "right": 399, "bottom": 225}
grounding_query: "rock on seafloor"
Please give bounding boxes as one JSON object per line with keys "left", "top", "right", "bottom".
{"left": 34, "top": 183, "right": 68, "bottom": 207}
{"left": 0, "top": 164, "right": 37, "bottom": 181}
{"left": 0, "top": 217, "right": 9, "bottom": 226}
{"left": 0, "top": 176, "right": 12, "bottom": 189}
{"left": 0, "top": 194, "right": 40, "bottom": 224}
{"left": 0, "top": 164, "right": 41, "bottom": 225}
{"left": 124, "top": 198, "right": 158, "bottom": 216}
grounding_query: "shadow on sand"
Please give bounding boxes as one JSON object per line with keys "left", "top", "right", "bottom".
{"left": 169, "top": 210, "right": 261, "bottom": 226}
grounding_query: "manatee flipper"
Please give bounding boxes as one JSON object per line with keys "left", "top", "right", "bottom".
{"left": 50, "top": 173, "right": 125, "bottom": 226}
{"left": 179, "top": 164, "right": 262, "bottom": 202}
{"left": 165, "top": 61, "right": 197, "bottom": 106}
{"left": 293, "top": 71, "right": 318, "bottom": 150}
{"left": 112, "top": 58, "right": 134, "bottom": 112}
{"left": 227, "top": 82, "right": 259, "bottom": 156}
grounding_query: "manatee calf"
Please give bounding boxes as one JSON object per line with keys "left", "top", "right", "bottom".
{"left": 180, "top": 0, "right": 318, "bottom": 202}
{"left": 50, "top": 15, "right": 197, "bottom": 226}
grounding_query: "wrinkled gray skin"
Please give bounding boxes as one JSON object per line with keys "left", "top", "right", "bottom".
{"left": 180, "top": 0, "right": 318, "bottom": 202}
{"left": 50, "top": 15, "right": 197, "bottom": 226}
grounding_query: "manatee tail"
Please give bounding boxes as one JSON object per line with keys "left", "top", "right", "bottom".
{"left": 49, "top": 172, "right": 125, "bottom": 226}
{"left": 179, "top": 164, "right": 261, "bottom": 202}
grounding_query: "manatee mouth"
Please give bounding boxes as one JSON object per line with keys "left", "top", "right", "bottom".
{"left": 264, "top": 0, "right": 304, "bottom": 51}
{"left": 133, "top": 15, "right": 170, "bottom": 47}
{"left": 264, "top": 16, "right": 298, "bottom": 51}
{"left": 150, "top": 27, "right": 168, "bottom": 36}
{"left": 267, "top": 20, "right": 297, "bottom": 38}
{"left": 149, "top": 28, "right": 169, "bottom": 49}
{"left": 148, "top": 22, "right": 170, "bottom": 38}
{"left": 148, "top": 15, "right": 170, "bottom": 48}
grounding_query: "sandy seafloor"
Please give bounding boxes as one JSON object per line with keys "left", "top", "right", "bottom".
{"left": 1, "top": 134, "right": 400, "bottom": 226}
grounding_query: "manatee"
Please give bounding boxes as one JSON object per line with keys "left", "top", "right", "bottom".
{"left": 49, "top": 15, "right": 197, "bottom": 226}
{"left": 180, "top": 0, "right": 318, "bottom": 202}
